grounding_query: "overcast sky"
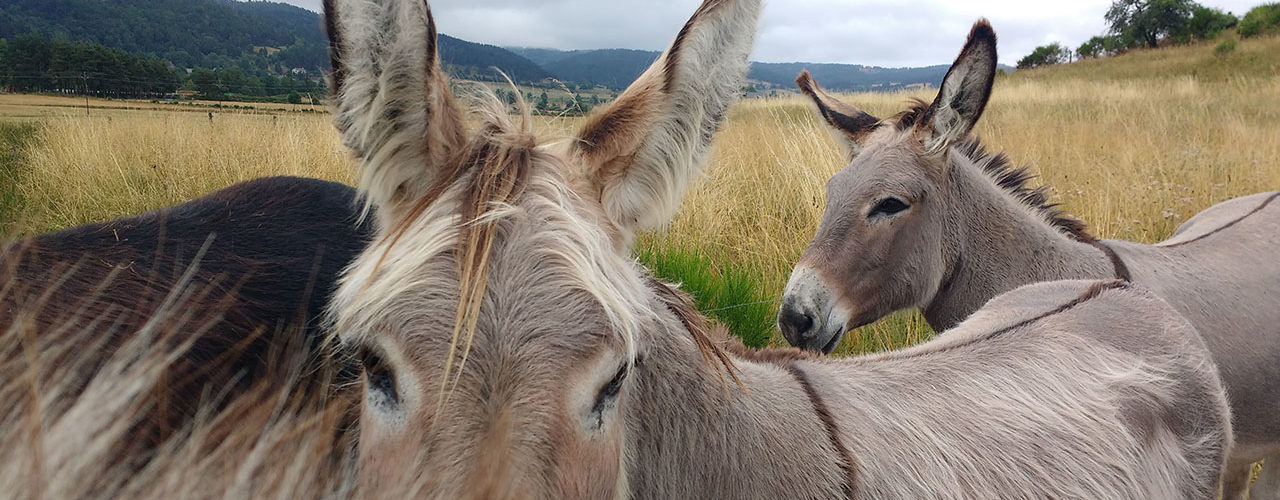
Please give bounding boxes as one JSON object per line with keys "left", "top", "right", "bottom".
{"left": 260, "top": 0, "right": 1261, "bottom": 67}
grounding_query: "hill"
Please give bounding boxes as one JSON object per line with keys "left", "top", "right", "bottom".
{"left": 0, "top": 0, "right": 550, "bottom": 84}
{"left": 749, "top": 62, "right": 951, "bottom": 92}
{"left": 0, "top": 0, "right": 328, "bottom": 71}
{"left": 543, "top": 49, "right": 660, "bottom": 89}
{"left": 1005, "top": 32, "right": 1280, "bottom": 83}
{"left": 511, "top": 46, "right": 983, "bottom": 91}
{"left": 438, "top": 35, "right": 552, "bottom": 83}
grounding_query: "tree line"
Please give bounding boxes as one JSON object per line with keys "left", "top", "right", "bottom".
{"left": 1018, "top": 1, "right": 1280, "bottom": 69}
{"left": 0, "top": 35, "right": 326, "bottom": 101}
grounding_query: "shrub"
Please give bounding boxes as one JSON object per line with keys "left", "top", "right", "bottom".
{"left": 636, "top": 243, "right": 776, "bottom": 348}
{"left": 1238, "top": 3, "right": 1280, "bottom": 37}
{"left": 1214, "top": 38, "right": 1237, "bottom": 56}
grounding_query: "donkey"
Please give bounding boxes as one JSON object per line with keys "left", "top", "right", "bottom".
{"left": 0, "top": 176, "right": 373, "bottom": 442}
{"left": 323, "top": 1, "right": 1231, "bottom": 497}
{"left": 777, "top": 20, "right": 1280, "bottom": 499}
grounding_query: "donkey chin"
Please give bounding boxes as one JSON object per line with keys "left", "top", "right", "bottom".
{"left": 777, "top": 265, "right": 863, "bottom": 354}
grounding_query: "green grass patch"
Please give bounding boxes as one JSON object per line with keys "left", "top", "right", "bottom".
{"left": 0, "top": 122, "right": 39, "bottom": 236}
{"left": 636, "top": 242, "right": 776, "bottom": 348}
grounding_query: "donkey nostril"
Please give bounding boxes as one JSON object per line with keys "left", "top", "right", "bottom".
{"left": 778, "top": 305, "right": 816, "bottom": 340}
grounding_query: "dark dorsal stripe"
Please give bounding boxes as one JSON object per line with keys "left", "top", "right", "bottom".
{"left": 787, "top": 363, "right": 859, "bottom": 498}
{"left": 1089, "top": 240, "right": 1132, "bottom": 281}
{"left": 1161, "top": 192, "right": 1279, "bottom": 248}
{"left": 891, "top": 280, "right": 1131, "bottom": 362}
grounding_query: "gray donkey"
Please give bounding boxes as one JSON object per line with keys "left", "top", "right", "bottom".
{"left": 779, "top": 19, "right": 1279, "bottom": 499}
{"left": 321, "top": 1, "right": 1232, "bottom": 496}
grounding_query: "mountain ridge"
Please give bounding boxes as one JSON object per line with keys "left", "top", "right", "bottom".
{"left": 1, "top": 0, "right": 990, "bottom": 93}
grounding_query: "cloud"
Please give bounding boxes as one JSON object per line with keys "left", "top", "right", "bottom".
{"left": 261, "top": 0, "right": 1262, "bottom": 67}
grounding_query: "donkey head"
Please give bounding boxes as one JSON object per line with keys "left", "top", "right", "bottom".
{"left": 777, "top": 20, "right": 997, "bottom": 352}
{"left": 323, "top": 0, "right": 759, "bottom": 497}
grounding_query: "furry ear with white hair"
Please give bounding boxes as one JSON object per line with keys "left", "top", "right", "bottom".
{"left": 323, "top": 0, "right": 467, "bottom": 228}
{"left": 795, "top": 70, "right": 881, "bottom": 156}
{"left": 920, "top": 19, "right": 998, "bottom": 153}
{"left": 571, "top": 0, "right": 763, "bottom": 246}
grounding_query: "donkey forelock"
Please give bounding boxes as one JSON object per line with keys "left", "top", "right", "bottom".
{"left": 331, "top": 96, "right": 650, "bottom": 388}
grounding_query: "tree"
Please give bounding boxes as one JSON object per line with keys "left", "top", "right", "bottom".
{"left": 1017, "top": 43, "right": 1072, "bottom": 69}
{"left": 190, "top": 67, "right": 221, "bottom": 98}
{"left": 286, "top": 90, "right": 301, "bottom": 104}
{"left": 1186, "top": 6, "right": 1237, "bottom": 39}
{"left": 1077, "top": 35, "right": 1126, "bottom": 58}
{"left": 1106, "top": 0, "right": 1196, "bottom": 48}
{"left": 537, "top": 91, "right": 549, "bottom": 111}
{"left": 218, "top": 67, "right": 248, "bottom": 94}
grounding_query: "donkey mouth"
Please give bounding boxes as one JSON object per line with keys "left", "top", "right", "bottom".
{"left": 820, "top": 331, "right": 843, "bottom": 354}
{"left": 822, "top": 316, "right": 876, "bottom": 354}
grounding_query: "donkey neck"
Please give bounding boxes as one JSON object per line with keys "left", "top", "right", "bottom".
{"left": 924, "top": 155, "right": 1112, "bottom": 330}
{"left": 624, "top": 328, "right": 852, "bottom": 498}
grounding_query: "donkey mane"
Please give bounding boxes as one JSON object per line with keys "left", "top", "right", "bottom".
{"left": 957, "top": 137, "right": 1095, "bottom": 242}
{"left": 888, "top": 99, "right": 1094, "bottom": 243}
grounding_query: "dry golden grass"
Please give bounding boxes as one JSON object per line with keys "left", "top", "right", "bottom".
{"left": 5, "top": 109, "right": 352, "bottom": 234}
{"left": 2, "top": 35, "right": 1278, "bottom": 354}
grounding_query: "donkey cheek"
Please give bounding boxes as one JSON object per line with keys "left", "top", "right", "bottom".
{"left": 554, "top": 432, "right": 623, "bottom": 498}
{"left": 357, "top": 436, "right": 419, "bottom": 496}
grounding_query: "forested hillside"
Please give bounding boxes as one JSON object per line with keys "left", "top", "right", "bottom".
{"left": 0, "top": 0, "right": 552, "bottom": 85}
{"left": 542, "top": 49, "right": 660, "bottom": 89}
{"left": 0, "top": 0, "right": 328, "bottom": 72}
{"left": 438, "top": 35, "right": 552, "bottom": 83}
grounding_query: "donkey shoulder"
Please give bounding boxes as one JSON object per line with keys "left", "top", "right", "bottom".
{"left": 1159, "top": 191, "right": 1280, "bottom": 247}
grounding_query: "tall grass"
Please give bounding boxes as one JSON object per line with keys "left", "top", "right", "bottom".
{"left": 3, "top": 34, "right": 1279, "bottom": 354}
{"left": 0, "top": 123, "right": 38, "bottom": 234}
{"left": 5, "top": 111, "right": 353, "bottom": 235}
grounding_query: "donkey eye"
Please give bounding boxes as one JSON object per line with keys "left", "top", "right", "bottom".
{"left": 868, "top": 197, "right": 910, "bottom": 219}
{"left": 358, "top": 346, "right": 399, "bottom": 407}
{"left": 599, "top": 364, "right": 629, "bottom": 401}
{"left": 589, "top": 363, "right": 631, "bottom": 429}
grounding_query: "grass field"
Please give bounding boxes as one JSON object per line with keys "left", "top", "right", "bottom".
{"left": 2, "top": 33, "right": 1278, "bottom": 355}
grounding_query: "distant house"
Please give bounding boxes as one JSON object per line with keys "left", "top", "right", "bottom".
{"left": 173, "top": 90, "right": 198, "bottom": 100}
{"left": 290, "top": 67, "right": 308, "bottom": 76}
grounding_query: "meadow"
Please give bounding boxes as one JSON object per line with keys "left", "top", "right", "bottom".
{"left": 2, "top": 33, "right": 1278, "bottom": 355}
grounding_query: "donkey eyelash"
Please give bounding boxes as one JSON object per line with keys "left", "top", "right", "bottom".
{"left": 868, "top": 197, "right": 911, "bottom": 218}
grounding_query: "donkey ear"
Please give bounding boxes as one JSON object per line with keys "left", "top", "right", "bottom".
{"left": 921, "top": 20, "right": 997, "bottom": 153}
{"left": 571, "top": 0, "right": 762, "bottom": 245}
{"left": 795, "top": 71, "right": 880, "bottom": 154}
{"left": 324, "top": 0, "right": 467, "bottom": 225}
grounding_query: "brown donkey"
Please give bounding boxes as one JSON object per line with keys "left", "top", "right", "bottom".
{"left": 324, "top": 2, "right": 1230, "bottom": 497}
{"left": 779, "top": 20, "right": 1279, "bottom": 499}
